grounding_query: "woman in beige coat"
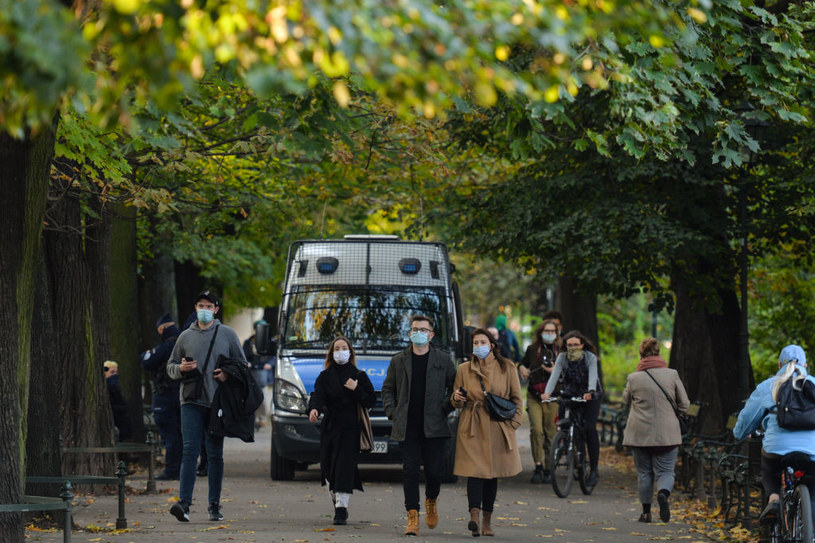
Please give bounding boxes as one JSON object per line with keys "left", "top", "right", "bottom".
{"left": 623, "top": 337, "right": 690, "bottom": 524}
{"left": 451, "top": 328, "right": 522, "bottom": 537}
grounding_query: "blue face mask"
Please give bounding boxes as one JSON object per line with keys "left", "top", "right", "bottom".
{"left": 197, "top": 309, "right": 214, "bottom": 324}
{"left": 473, "top": 345, "right": 491, "bottom": 360}
{"left": 410, "top": 331, "right": 429, "bottom": 347}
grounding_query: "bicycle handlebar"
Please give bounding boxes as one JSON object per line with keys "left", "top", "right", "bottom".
{"left": 542, "top": 396, "right": 588, "bottom": 403}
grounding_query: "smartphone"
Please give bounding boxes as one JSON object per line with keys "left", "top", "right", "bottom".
{"left": 458, "top": 386, "right": 468, "bottom": 398}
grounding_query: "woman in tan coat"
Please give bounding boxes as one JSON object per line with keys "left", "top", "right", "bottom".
{"left": 451, "top": 328, "right": 522, "bottom": 537}
{"left": 622, "top": 337, "right": 689, "bottom": 524}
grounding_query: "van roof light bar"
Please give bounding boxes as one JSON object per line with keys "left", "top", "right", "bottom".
{"left": 343, "top": 234, "right": 400, "bottom": 240}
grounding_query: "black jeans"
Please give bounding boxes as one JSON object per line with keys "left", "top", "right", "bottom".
{"left": 558, "top": 397, "right": 601, "bottom": 469}
{"left": 401, "top": 430, "right": 446, "bottom": 511}
{"left": 467, "top": 477, "right": 498, "bottom": 512}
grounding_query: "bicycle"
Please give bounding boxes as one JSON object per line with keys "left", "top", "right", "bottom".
{"left": 761, "top": 451, "right": 814, "bottom": 543}
{"left": 545, "top": 395, "right": 596, "bottom": 498}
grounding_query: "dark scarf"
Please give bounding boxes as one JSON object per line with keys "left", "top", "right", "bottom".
{"left": 636, "top": 355, "right": 667, "bottom": 372}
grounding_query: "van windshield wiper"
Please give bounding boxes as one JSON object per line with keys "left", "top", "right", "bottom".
{"left": 281, "top": 339, "right": 333, "bottom": 349}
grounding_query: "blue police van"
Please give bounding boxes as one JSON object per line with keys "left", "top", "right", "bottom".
{"left": 265, "top": 236, "right": 466, "bottom": 480}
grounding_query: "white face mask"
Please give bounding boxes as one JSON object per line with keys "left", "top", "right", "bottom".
{"left": 333, "top": 349, "right": 351, "bottom": 365}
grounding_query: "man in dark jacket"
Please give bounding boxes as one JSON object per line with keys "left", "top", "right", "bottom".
{"left": 166, "top": 290, "right": 247, "bottom": 523}
{"left": 141, "top": 313, "right": 182, "bottom": 480}
{"left": 104, "top": 361, "right": 132, "bottom": 441}
{"left": 382, "top": 314, "right": 457, "bottom": 536}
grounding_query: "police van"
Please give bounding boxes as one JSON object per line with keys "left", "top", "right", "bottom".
{"left": 264, "top": 236, "right": 466, "bottom": 480}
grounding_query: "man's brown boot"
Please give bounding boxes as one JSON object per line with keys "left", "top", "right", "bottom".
{"left": 481, "top": 511, "right": 494, "bottom": 536}
{"left": 468, "top": 508, "right": 481, "bottom": 537}
{"left": 425, "top": 498, "right": 438, "bottom": 529}
{"left": 405, "top": 509, "right": 420, "bottom": 536}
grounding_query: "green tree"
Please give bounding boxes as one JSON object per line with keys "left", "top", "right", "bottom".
{"left": 431, "top": 1, "right": 815, "bottom": 431}
{"left": 3, "top": 3, "right": 696, "bottom": 537}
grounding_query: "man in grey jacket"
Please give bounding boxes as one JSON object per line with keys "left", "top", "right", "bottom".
{"left": 382, "top": 314, "right": 457, "bottom": 536}
{"left": 166, "top": 290, "right": 246, "bottom": 523}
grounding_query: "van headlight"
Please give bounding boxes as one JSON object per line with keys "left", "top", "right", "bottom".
{"left": 274, "top": 379, "right": 307, "bottom": 413}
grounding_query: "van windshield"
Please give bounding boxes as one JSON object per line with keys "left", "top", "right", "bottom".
{"left": 283, "top": 286, "right": 449, "bottom": 352}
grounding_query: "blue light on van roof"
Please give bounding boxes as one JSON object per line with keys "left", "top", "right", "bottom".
{"left": 317, "top": 257, "right": 339, "bottom": 274}
{"left": 399, "top": 258, "right": 421, "bottom": 274}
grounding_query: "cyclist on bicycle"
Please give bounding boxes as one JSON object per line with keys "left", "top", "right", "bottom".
{"left": 733, "top": 345, "right": 815, "bottom": 522}
{"left": 541, "top": 330, "right": 602, "bottom": 487}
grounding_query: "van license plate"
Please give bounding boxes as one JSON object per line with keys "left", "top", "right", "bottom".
{"left": 372, "top": 440, "right": 388, "bottom": 454}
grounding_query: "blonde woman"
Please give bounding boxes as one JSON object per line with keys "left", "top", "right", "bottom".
{"left": 734, "top": 345, "right": 815, "bottom": 523}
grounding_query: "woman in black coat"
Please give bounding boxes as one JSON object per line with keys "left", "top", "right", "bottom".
{"left": 308, "top": 336, "right": 376, "bottom": 525}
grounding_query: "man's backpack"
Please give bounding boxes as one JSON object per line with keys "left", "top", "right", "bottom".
{"left": 774, "top": 370, "right": 815, "bottom": 430}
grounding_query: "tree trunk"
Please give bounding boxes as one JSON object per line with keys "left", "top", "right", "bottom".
{"left": 103, "top": 202, "right": 145, "bottom": 441}
{"left": 174, "top": 260, "right": 207, "bottom": 325}
{"left": 26, "top": 250, "right": 64, "bottom": 506}
{"left": 45, "top": 186, "right": 115, "bottom": 478}
{"left": 670, "top": 268, "right": 749, "bottom": 433}
{"left": 558, "top": 275, "right": 600, "bottom": 353}
{"left": 139, "top": 220, "right": 178, "bottom": 348}
{"left": 0, "top": 125, "right": 55, "bottom": 541}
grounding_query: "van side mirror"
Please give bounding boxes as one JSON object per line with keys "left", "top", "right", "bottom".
{"left": 461, "top": 325, "right": 475, "bottom": 360}
{"left": 255, "top": 322, "right": 277, "bottom": 355}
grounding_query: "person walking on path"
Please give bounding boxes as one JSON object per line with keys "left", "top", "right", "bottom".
{"left": 166, "top": 290, "right": 247, "bottom": 523}
{"left": 381, "top": 314, "right": 457, "bottom": 536}
{"left": 141, "top": 313, "right": 182, "bottom": 480}
{"left": 494, "top": 314, "right": 521, "bottom": 362}
{"left": 622, "top": 337, "right": 689, "bottom": 523}
{"left": 518, "top": 319, "right": 560, "bottom": 484}
{"left": 541, "top": 330, "right": 603, "bottom": 487}
{"left": 308, "top": 336, "right": 376, "bottom": 525}
{"left": 451, "top": 328, "right": 522, "bottom": 537}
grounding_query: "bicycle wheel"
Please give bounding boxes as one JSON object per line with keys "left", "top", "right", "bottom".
{"left": 790, "top": 484, "right": 813, "bottom": 543}
{"left": 577, "top": 434, "right": 596, "bottom": 495}
{"left": 550, "top": 430, "right": 574, "bottom": 498}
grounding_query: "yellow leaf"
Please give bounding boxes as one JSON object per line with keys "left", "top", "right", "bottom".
{"left": 111, "top": 0, "right": 140, "bottom": 15}
{"left": 332, "top": 81, "right": 350, "bottom": 108}
{"left": 687, "top": 7, "right": 707, "bottom": 23}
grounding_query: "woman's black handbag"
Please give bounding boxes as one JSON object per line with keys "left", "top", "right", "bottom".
{"left": 477, "top": 374, "right": 516, "bottom": 422}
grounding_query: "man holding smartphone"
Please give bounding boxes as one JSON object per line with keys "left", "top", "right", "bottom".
{"left": 166, "top": 290, "right": 247, "bottom": 523}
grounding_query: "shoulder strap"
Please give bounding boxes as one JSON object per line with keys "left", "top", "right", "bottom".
{"left": 476, "top": 372, "right": 490, "bottom": 395}
{"left": 644, "top": 369, "right": 678, "bottom": 413}
{"left": 200, "top": 325, "right": 220, "bottom": 374}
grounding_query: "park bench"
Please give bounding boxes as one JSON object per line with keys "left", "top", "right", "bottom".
{"left": 0, "top": 481, "right": 74, "bottom": 543}
{"left": 25, "top": 460, "right": 131, "bottom": 529}
{"left": 717, "top": 435, "right": 763, "bottom": 528}
{"left": 61, "top": 431, "right": 159, "bottom": 493}
{"left": 598, "top": 402, "right": 626, "bottom": 448}
{"left": 677, "top": 412, "right": 742, "bottom": 509}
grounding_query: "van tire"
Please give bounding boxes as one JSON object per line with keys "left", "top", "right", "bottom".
{"left": 270, "top": 441, "right": 295, "bottom": 480}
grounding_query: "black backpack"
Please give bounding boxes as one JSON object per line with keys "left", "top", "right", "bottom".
{"left": 774, "top": 370, "right": 815, "bottom": 430}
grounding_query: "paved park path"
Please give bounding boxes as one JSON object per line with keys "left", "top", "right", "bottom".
{"left": 25, "top": 421, "right": 715, "bottom": 543}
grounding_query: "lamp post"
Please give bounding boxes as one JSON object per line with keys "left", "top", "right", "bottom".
{"left": 734, "top": 101, "right": 768, "bottom": 401}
